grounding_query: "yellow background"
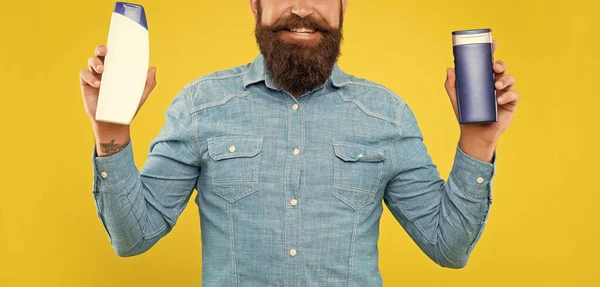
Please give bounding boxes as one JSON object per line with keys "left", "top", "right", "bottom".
{"left": 1, "top": 0, "right": 598, "bottom": 286}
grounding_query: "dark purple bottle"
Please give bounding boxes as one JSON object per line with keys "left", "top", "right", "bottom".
{"left": 452, "top": 29, "right": 498, "bottom": 124}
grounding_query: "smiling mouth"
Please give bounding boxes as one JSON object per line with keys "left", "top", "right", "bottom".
{"left": 285, "top": 27, "right": 318, "bottom": 36}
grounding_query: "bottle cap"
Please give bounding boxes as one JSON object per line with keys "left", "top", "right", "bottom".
{"left": 114, "top": 2, "right": 147, "bottom": 30}
{"left": 452, "top": 29, "right": 492, "bottom": 46}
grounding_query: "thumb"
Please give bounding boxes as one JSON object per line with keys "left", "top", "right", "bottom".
{"left": 132, "top": 67, "right": 157, "bottom": 120}
{"left": 139, "top": 66, "right": 157, "bottom": 107}
{"left": 444, "top": 68, "right": 459, "bottom": 118}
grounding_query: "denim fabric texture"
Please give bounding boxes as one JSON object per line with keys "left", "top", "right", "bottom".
{"left": 92, "top": 53, "right": 496, "bottom": 286}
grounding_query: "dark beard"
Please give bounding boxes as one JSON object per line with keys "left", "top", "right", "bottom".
{"left": 254, "top": 4, "right": 343, "bottom": 96}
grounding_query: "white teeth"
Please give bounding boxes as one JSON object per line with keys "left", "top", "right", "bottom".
{"left": 290, "top": 27, "right": 315, "bottom": 33}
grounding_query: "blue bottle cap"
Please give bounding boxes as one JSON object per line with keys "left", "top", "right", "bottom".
{"left": 114, "top": 2, "right": 148, "bottom": 30}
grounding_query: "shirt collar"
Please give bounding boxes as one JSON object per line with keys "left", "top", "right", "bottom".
{"left": 242, "top": 53, "right": 350, "bottom": 91}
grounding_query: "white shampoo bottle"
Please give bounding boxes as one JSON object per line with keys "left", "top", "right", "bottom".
{"left": 96, "top": 2, "right": 149, "bottom": 125}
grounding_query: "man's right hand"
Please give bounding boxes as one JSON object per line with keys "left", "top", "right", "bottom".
{"left": 79, "top": 44, "right": 157, "bottom": 157}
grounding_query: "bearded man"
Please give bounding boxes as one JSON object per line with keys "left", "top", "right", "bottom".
{"left": 79, "top": 0, "right": 519, "bottom": 285}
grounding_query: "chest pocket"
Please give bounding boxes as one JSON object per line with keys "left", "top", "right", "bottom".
{"left": 332, "top": 141, "right": 385, "bottom": 210}
{"left": 207, "top": 136, "right": 263, "bottom": 203}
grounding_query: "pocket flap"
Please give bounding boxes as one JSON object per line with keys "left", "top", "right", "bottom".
{"left": 333, "top": 141, "right": 385, "bottom": 162}
{"left": 208, "top": 136, "right": 263, "bottom": 160}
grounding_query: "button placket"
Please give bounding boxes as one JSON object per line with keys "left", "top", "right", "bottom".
{"left": 283, "top": 97, "right": 303, "bottom": 280}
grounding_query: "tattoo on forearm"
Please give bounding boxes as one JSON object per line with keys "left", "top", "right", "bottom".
{"left": 100, "top": 140, "right": 128, "bottom": 155}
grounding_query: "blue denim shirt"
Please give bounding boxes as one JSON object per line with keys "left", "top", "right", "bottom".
{"left": 92, "top": 53, "right": 496, "bottom": 286}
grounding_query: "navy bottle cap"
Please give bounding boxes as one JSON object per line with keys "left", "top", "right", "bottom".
{"left": 114, "top": 2, "right": 148, "bottom": 30}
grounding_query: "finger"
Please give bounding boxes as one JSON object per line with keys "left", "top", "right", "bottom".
{"left": 143, "top": 66, "right": 157, "bottom": 95}
{"left": 444, "top": 68, "right": 459, "bottom": 118}
{"left": 95, "top": 45, "right": 107, "bottom": 58}
{"left": 88, "top": 56, "right": 104, "bottom": 74}
{"left": 492, "top": 40, "right": 497, "bottom": 54}
{"left": 493, "top": 60, "right": 506, "bottom": 74}
{"left": 133, "top": 67, "right": 158, "bottom": 118}
{"left": 80, "top": 69, "right": 101, "bottom": 88}
{"left": 497, "top": 90, "right": 519, "bottom": 106}
{"left": 139, "top": 67, "right": 157, "bottom": 106}
{"left": 495, "top": 74, "right": 515, "bottom": 90}
{"left": 444, "top": 67, "right": 456, "bottom": 94}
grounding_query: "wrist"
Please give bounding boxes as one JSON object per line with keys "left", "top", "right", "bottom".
{"left": 458, "top": 135, "right": 496, "bottom": 163}
{"left": 93, "top": 123, "right": 131, "bottom": 157}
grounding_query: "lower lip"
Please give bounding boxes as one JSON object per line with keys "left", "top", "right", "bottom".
{"left": 280, "top": 31, "right": 322, "bottom": 42}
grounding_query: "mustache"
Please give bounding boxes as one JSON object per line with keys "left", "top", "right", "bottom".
{"left": 265, "top": 14, "right": 335, "bottom": 33}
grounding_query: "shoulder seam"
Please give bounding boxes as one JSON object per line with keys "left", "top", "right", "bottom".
{"left": 185, "top": 71, "right": 246, "bottom": 89}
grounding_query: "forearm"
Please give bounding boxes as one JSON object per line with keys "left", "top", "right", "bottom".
{"left": 92, "top": 142, "right": 172, "bottom": 257}
{"left": 385, "top": 145, "right": 495, "bottom": 268}
{"left": 387, "top": 180, "right": 491, "bottom": 268}
{"left": 432, "top": 145, "right": 495, "bottom": 267}
{"left": 93, "top": 122, "right": 131, "bottom": 157}
{"left": 434, "top": 173, "right": 492, "bottom": 267}
{"left": 94, "top": 176, "right": 173, "bottom": 257}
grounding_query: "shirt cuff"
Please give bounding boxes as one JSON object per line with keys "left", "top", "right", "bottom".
{"left": 92, "top": 141, "right": 137, "bottom": 193}
{"left": 449, "top": 144, "right": 497, "bottom": 200}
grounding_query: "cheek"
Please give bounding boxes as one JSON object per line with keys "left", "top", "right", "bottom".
{"left": 259, "top": 0, "right": 342, "bottom": 28}
{"left": 259, "top": 1, "right": 290, "bottom": 26}
{"left": 313, "top": 1, "right": 342, "bottom": 28}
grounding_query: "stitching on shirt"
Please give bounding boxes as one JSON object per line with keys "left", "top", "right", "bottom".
{"left": 284, "top": 91, "right": 291, "bottom": 287}
{"left": 228, "top": 202, "right": 239, "bottom": 287}
{"left": 184, "top": 86, "right": 202, "bottom": 166}
{"left": 348, "top": 209, "right": 360, "bottom": 287}
{"left": 397, "top": 102, "right": 407, "bottom": 137}
{"left": 190, "top": 91, "right": 252, "bottom": 114}
{"left": 186, "top": 72, "right": 245, "bottom": 88}
{"left": 333, "top": 90, "right": 402, "bottom": 128}
{"left": 98, "top": 167, "right": 137, "bottom": 192}
{"left": 333, "top": 184, "right": 374, "bottom": 194}
{"left": 448, "top": 172, "right": 489, "bottom": 201}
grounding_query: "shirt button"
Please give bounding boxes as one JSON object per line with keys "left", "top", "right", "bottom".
{"left": 293, "top": 149, "right": 300, "bottom": 156}
{"left": 289, "top": 249, "right": 297, "bottom": 257}
{"left": 292, "top": 104, "right": 299, "bottom": 110}
{"left": 229, "top": 145, "right": 236, "bottom": 153}
{"left": 291, "top": 199, "right": 298, "bottom": 206}
{"left": 100, "top": 172, "right": 108, "bottom": 179}
{"left": 477, "top": 177, "right": 484, "bottom": 184}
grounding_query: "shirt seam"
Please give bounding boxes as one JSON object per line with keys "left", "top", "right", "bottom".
{"left": 186, "top": 72, "right": 245, "bottom": 88}
{"left": 184, "top": 86, "right": 202, "bottom": 166}
{"left": 190, "top": 91, "right": 252, "bottom": 114}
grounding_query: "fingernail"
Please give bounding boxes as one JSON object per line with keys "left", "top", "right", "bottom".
{"left": 95, "top": 81, "right": 101, "bottom": 87}
{"left": 97, "top": 65, "right": 103, "bottom": 72}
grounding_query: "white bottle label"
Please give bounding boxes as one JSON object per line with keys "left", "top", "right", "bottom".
{"left": 96, "top": 12, "right": 149, "bottom": 125}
